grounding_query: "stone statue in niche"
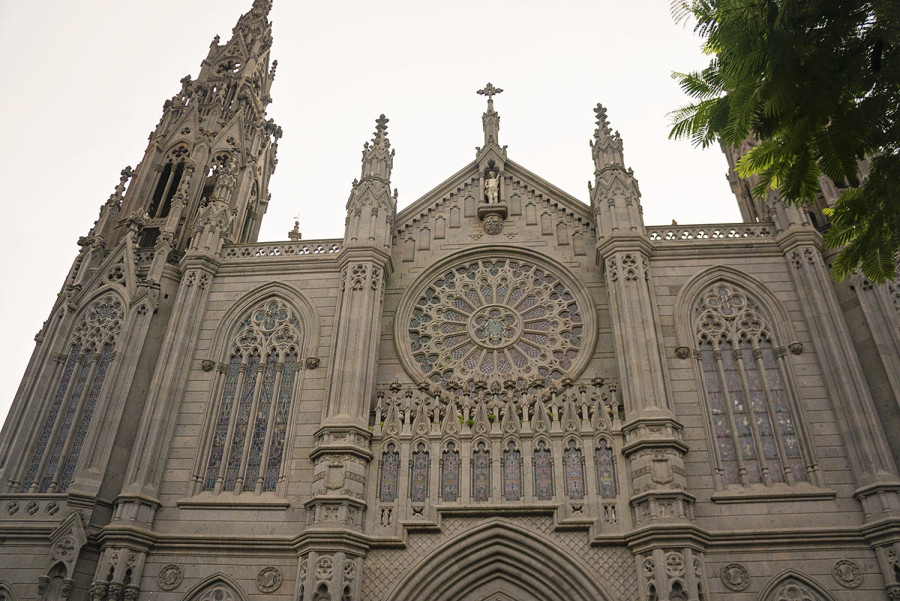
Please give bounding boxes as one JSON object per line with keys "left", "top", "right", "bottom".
{"left": 484, "top": 171, "right": 500, "bottom": 204}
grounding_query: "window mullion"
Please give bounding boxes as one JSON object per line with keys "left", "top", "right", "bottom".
{"left": 235, "top": 361, "right": 266, "bottom": 493}
{"left": 774, "top": 346, "right": 820, "bottom": 485}
{"left": 155, "top": 164, "right": 177, "bottom": 217}
{"left": 15, "top": 352, "right": 69, "bottom": 491}
{"left": 733, "top": 345, "right": 772, "bottom": 486}
{"left": 255, "top": 361, "right": 284, "bottom": 494}
{"left": 751, "top": 340, "right": 794, "bottom": 484}
{"left": 48, "top": 352, "right": 101, "bottom": 492}
{"left": 215, "top": 361, "right": 247, "bottom": 494}
{"left": 711, "top": 340, "right": 750, "bottom": 487}
{"left": 30, "top": 352, "right": 85, "bottom": 493}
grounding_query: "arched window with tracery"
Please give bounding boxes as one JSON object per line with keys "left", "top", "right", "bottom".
{"left": 202, "top": 298, "right": 302, "bottom": 494}
{"left": 693, "top": 281, "right": 811, "bottom": 488}
{"left": 19, "top": 294, "right": 124, "bottom": 493}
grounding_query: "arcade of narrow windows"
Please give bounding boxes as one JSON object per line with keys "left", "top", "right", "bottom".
{"left": 379, "top": 436, "right": 618, "bottom": 504}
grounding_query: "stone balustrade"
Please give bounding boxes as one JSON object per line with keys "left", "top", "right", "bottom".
{"left": 647, "top": 223, "right": 774, "bottom": 242}
{"left": 222, "top": 240, "right": 342, "bottom": 260}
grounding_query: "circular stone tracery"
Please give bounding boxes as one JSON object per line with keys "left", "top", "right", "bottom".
{"left": 401, "top": 256, "right": 592, "bottom": 388}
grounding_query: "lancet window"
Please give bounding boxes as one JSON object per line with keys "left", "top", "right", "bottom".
{"left": 533, "top": 440, "right": 553, "bottom": 501}
{"left": 502, "top": 442, "right": 522, "bottom": 501}
{"left": 564, "top": 440, "right": 585, "bottom": 500}
{"left": 149, "top": 143, "right": 191, "bottom": 218}
{"left": 378, "top": 443, "right": 399, "bottom": 502}
{"left": 20, "top": 294, "right": 124, "bottom": 493}
{"left": 409, "top": 442, "right": 429, "bottom": 502}
{"left": 202, "top": 298, "right": 302, "bottom": 494}
{"left": 441, "top": 443, "right": 460, "bottom": 502}
{"left": 595, "top": 438, "right": 618, "bottom": 498}
{"left": 693, "top": 282, "right": 810, "bottom": 487}
{"left": 472, "top": 441, "right": 491, "bottom": 502}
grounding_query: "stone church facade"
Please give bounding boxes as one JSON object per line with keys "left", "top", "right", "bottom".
{"left": 2, "top": 2, "right": 900, "bottom": 600}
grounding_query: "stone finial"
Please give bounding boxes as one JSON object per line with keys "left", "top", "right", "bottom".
{"left": 288, "top": 219, "right": 302, "bottom": 241}
{"left": 590, "top": 103, "right": 625, "bottom": 172}
{"left": 360, "top": 114, "right": 394, "bottom": 182}
{"left": 252, "top": 0, "right": 273, "bottom": 17}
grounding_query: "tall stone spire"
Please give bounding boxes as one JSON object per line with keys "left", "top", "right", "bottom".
{"left": 588, "top": 103, "right": 643, "bottom": 238}
{"left": 360, "top": 115, "right": 394, "bottom": 182}
{"left": 345, "top": 115, "right": 397, "bottom": 249}
{"left": 111, "top": 0, "right": 280, "bottom": 254}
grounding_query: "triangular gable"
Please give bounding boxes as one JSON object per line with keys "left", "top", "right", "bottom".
{"left": 395, "top": 158, "right": 592, "bottom": 231}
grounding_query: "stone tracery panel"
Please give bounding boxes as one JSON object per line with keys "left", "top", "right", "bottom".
{"left": 398, "top": 254, "right": 595, "bottom": 388}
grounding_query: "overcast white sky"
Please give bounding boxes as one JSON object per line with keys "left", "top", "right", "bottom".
{"left": 0, "top": 0, "right": 740, "bottom": 426}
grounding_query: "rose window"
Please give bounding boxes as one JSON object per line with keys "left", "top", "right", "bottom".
{"left": 403, "top": 257, "right": 591, "bottom": 388}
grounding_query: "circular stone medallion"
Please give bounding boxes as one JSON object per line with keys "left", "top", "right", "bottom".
{"left": 832, "top": 559, "right": 862, "bottom": 588}
{"left": 158, "top": 565, "right": 183, "bottom": 591}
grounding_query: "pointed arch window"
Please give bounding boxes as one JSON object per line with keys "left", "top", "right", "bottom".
{"left": 20, "top": 294, "right": 124, "bottom": 493}
{"left": 595, "top": 438, "right": 618, "bottom": 498}
{"left": 693, "top": 282, "right": 812, "bottom": 488}
{"left": 472, "top": 441, "right": 491, "bottom": 502}
{"left": 564, "top": 440, "right": 585, "bottom": 500}
{"left": 202, "top": 298, "right": 302, "bottom": 494}
{"left": 149, "top": 144, "right": 191, "bottom": 219}
{"left": 533, "top": 440, "right": 553, "bottom": 501}
{"left": 441, "top": 443, "right": 460, "bottom": 502}
{"left": 409, "top": 442, "right": 429, "bottom": 503}
{"left": 502, "top": 441, "right": 522, "bottom": 501}
{"left": 378, "top": 443, "right": 399, "bottom": 503}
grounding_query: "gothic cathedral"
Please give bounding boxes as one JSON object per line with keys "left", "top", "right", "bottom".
{"left": 2, "top": 2, "right": 900, "bottom": 601}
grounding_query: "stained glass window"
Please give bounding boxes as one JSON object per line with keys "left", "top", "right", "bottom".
{"left": 201, "top": 298, "right": 303, "bottom": 495}
{"left": 534, "top": 440, "right": 553, "bottom": 501}
{"left": 595, "top": 438, "right": 617, "bottom": 498}
{"left": 693, "top": 282, "right": 809, "bottom": 488}
{"left": 441, "top": 443, "right": 460, "bottom": 502}
{"left": 19, "top": 294, "right": 124, "bottom": 493}
{"left": 204, "top": 355, "right": 241, "bottom": 490}
{"left": 503, "top": 442, "right": 522, "bottom": 501}
{"left": 264, "top": 351, "right": 297, "bottom": 491}
{"left": 379, "top": 443, "right": 400, "bottom": 502}
{"left": 472, "top": 442, "right": 491, "bottom": 502}
{"left": 404, "top": 257, "right": 590, "bottom": 389}
{"left": 564, "top": 440, "right": 585, "bottom": 500}
{"left": 410, "top": 442, "right": 429, "bottom": 502}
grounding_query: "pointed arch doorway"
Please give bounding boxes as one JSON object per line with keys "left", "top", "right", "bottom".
{"left": 385, "top": 520, "right": 614, "bottom": 601}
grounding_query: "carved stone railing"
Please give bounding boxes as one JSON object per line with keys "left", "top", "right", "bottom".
{"left": 647, "top": 223, "right": 774, "bottom": 242}
{"left": 367, "top": 379, "right": 625, "bottom": 533}
{"left": 221, "top": 240, "right": 342, "bottom": 260}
